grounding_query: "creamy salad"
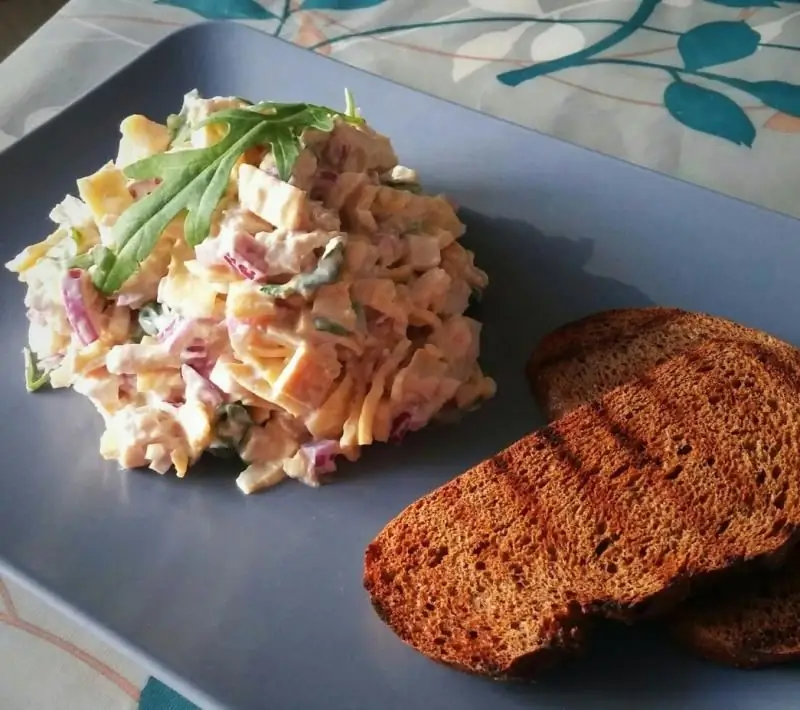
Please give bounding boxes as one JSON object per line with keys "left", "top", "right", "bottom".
{"left": 6, "top": 90, "right": 495, "bottom": 493}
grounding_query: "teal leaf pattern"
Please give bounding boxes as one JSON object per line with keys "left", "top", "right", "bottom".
{"left": 704, "top": 0, "right": 779, "bottom": 6}
{"left": 138, "top": 677, "right": 199, "bottom": 710}
{"left": 301, "top": 0, "right": 389, "bottom": 9}
{"left": 154, "top": 0, "right": 275, "bottom": 19}
{"left": 664, "top": 80, "right": 755, "bottom": 147}
{"left": 732, "top": 80, "right": 800, "bottom": 118}
{"left": 678, "top": 21, "right": 760, "bottom": 71}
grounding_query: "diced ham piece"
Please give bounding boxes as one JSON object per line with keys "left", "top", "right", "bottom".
{"left": 181, "top": 364, "right": 224, "bottom": 408}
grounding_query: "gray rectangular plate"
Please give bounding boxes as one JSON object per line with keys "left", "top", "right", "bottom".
{"left": 1, "top": 22, "right": 799, "bottom": 710}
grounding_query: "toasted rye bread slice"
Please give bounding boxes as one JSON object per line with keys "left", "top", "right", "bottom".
{"left": 527, "top": 307, "right": 800, "bottom": 668}
{"left": 527, "top": 307, "right": 795, "bottom": 421}
{"left": 671, "top": 564, "right": 800, "bottom": 668}
{"left": 365, "top": 340, "right": 800, "bottom": 678}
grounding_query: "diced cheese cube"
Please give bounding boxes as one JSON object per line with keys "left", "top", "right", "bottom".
{"left": 116, "top": 114, "right": 171, "bottom": 168}
{"left": 312, "top": 282, "right": 357, "bottom": 333}
{"left": 226, "top": 281, "right": 279, "bottom": 322}
{"left": 77, "top": 163, "right": 134, "bottom": 221}
{"left": 177, "top": 400, "right": 213, "bottom": 459}
{"left": 272, "top": 343, "right": 341, "bottom": 413}
{"left": 306, "top": 373, "right": 354, "bottom": 439}
{"left": 158, "top": 261, "right": 219, "bottom": 319}
{"left": 406, "top": 234, "right": 441, "bottom": 270}
{"left": 238, "top": 164, "right": 308, "bottom": 230}
{"left": 6, "top": 229, "right": 66, "bottom": 273}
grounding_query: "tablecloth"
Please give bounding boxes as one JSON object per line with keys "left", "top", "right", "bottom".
{"left": 1, "top": 1, "right": 800, "bottom": 707}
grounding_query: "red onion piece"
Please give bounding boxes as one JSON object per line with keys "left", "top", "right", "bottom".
{"left": 309, "top": 169, "right": 338, "bottom": 202}
{"left": 158, "top": 317, "right": 197, "bottom": 354}
{"left": 181, "top": 364, "right": 224, "bottom": 408}
{"left": 222, "top": 232, "right": 270, "bottom": 282}
{"left": 61, "top": 269, "right": 99, "bottom": 345}
{"left": 389, "top": 409, "right": 428, "bottom": 444}
{"left": 389, "top": 411, "right": 411, "bottom": 444}
{"left": 301, "top": 440, "right": 340, "bottom": 476}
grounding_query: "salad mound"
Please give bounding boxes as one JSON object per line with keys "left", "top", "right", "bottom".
{"left": 7, "top": 90, "right": 495, "bottom": 494}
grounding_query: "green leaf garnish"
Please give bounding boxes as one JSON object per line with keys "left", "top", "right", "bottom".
{"left": 92, "top": 91, "right": 361, "bottom": 296}
{"left": 23, "top": 347, "right": 50, "bottom": 392}
{"left": 261, "top": 237, "right": 345, "bottom": 300}
{"left": 345, "top": 88, "right": 358, "bottom": 119}
{"left": 313, "top": 317, "right": 351, "bottom": 336}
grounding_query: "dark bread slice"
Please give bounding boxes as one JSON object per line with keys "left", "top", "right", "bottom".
{"left": 527, "top": 307, "right": 795, "bottom": 421}
{"left": 365, "top": 340, "right": 800, "bottom": 678}
{"left": 671, "top": 562, "right": 800, "bottom": 668}
{"left": 527, "top": 307, "right": 800, "bottom": 668}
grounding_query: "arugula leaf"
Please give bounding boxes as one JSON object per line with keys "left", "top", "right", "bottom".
{"left": 92, "top": 91, "right": 360, "bottom": 295}
{"left": 68, "top": 243, "right": 110, "bottom": 270}
{"left": 23, "top": 347, "right": 50, "bottom": 392}
{"left": 313, "top": 317, "right": 351, "bottom": 336}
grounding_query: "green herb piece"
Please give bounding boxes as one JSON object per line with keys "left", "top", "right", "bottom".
{"left": 215, "top": 402, "right": 254, "bottom": 452}
{"left": 344, "top": 88, "right": 358, "bottom": 119}
{"left": 313, "top": 317, "right": 351, "bottom": 336}
{"left": 92, "top": 91, "right": 361, "bottom": 296}
{"left": 166, "top": 89, "right": 198, "bottom": 146}
{"left": 261, "top": 238, "right": 345, "bottom": 300}
{"left": 384, "top": 180, "right": 421, "bottom": 194}
{"left": 137, "top": 302, "right": 163, "bottom": 337}
{"left": 65, "top": 228, "right": 91, "bottom": 268}
{"left": 23, "top": 347, "right": 50, "bottom": 392}
{"left": 128, "top": 321, "right": 145, "bottom": 344}
{"left": 67, "top": 253, "right": 93, "bottom": 270}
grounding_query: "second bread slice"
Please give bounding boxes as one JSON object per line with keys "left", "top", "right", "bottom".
{"left": 365, "top": 340, "right": 800, "bottom": 678}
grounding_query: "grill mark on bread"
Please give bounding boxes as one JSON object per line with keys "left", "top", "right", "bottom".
{"left": 588, "top": 387, "right": 715, "bottom": 593}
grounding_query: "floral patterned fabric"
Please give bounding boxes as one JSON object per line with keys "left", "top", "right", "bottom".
{"left": 1, "top": 1, "right": 799, "bottom": 707}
